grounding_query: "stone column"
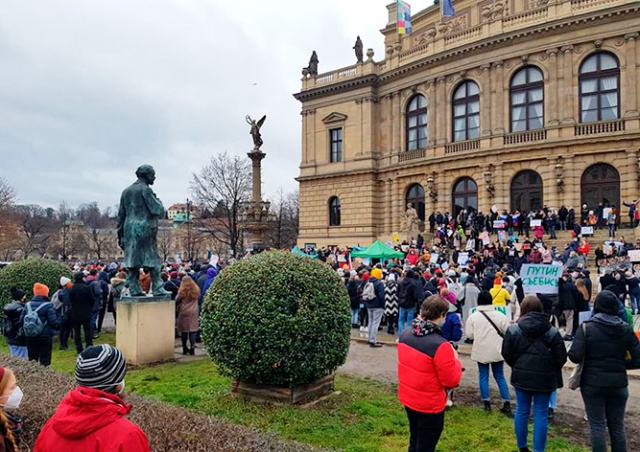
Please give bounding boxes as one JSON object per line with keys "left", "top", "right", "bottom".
{"left": 391, "top": 93, "right": 400, "bottom": 153}
{"left": 386, "top": 178, "right": 393, "bottom": 234}
{"left": 492, "top": 61, "right": 505, "bottom": 134}
{"left": 393, "top": 178, "right": 402, "bottom": 232}
{"left": 624, "top": 33, "right": 639, "bottom": 118}
{"left": 480, "top": 65, "right": 492, "bottom": 136}
{"left": 436, "top": 77, "right": 446, "bottom": 145}
{"left": 546, "top": 48, "right": 560, "bottom": 126}
{"left": 426, "top": 80, "right": 436, "bottom": 146}
{"left": 384, "top": 94, "right": 393, "bottom": 154}
{"left": 308, "top": 110, "right": 316, "bottom": 163}
{"left": 248, "top": 150, "right": 266, "bottom": 249}
{"left": 561, "top": 45, "right": 575, "bottom": 125}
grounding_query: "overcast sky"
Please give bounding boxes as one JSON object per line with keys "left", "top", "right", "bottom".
{"left": 0, "top": 0, "right": 434, "bottom": 210}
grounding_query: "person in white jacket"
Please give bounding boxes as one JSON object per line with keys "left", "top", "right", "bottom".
{"left": 465, "top": 290, "right": 511, "bottom": 413}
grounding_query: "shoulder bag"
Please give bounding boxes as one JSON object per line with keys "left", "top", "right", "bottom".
{"left": 568, "top": 322, "right": 588, "bottom": 390}
{"left": 480, "top": 310, "right": 504, "bottom": 338}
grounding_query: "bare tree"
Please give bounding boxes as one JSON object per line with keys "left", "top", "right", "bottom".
{"left": 78, "top": 202, "right": 115, "bottom": 261}
{"left": 157, "top": 225, "right": 173, "bottom": 263}
{"left": 191, "top": 151, "right": 251, "bottom": 258}
{"left": 54, "top": 201, "right": 86, "bottom": 261}
{"left": 265, "top": 188, "right": 299, "bottom": 249}
{"left": 15, "top": 205, "right": 54, "bottom": 258}
{"left": 0, "top": 178, "right": 15, "bottom": 212}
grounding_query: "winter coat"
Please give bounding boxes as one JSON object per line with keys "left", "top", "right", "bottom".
{"left": 490, "top": 284, "right": 510, "bottom": 307}
{"left": 460, "top": 283, "right": 480, "bottom": 321}
{"left": 19, "top": 297, "right": 58, "bottom": 338}
{"left": 465, "top": 306, "right": 509, "bottom": 364}
{"left": 627, "top": 276, "right": 640, "bottom": 295}
{"left": 86, "top": 278, "right": 104, "bottom": 313}
{"left": 568, "top": 314, "right": 640, "bottom": 389}
{"left": 398, "top": 273, "right": 424, "bottom": 310}
{"left": 109, "top": 278, "right": 127, "bottom": 313}
{"left": 347, "top": 280, "right": 360, "bottom": 310}
{"left": 367, "top": 277, "right": 385, "bottom": 310}
{"left": 502, "top": 312, "right": 567, "bottom": 393}
{"left": 69, "top": 281, "right": 95, "bottom": 322}
{"left": 34, "top": 387, "right": 150, "bottom": 452}
{"left": 384, "top": 281, "right": 399, "bottom": 316}
{"left": 3, "top": 300, "right": 26, "bottom": 346}
{"left": 163, "top": 278, "right": 181, "bottom": 300}
{"left": 199, "top": 268, "right": 217, "bottom": 306}
{"left": 558, "top": 278, "right": 576, "bottom": 311}
{"left": 176, "top": 288, "right": 199, "bottom": 333}
{"left": 398, "top": 319, "right": 462, "bottom": 414}
{"left": 441, "top": 312, "right": 462, "bottom": 342}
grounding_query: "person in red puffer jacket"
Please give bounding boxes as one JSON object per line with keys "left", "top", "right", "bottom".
{"left": 34, "top": 344, "right": 150, "bottom": 452}
{"left": 398, "top": 295, "right": 462, "bottom": 452}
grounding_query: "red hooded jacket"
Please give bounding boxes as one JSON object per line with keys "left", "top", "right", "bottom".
{"left": 34, "top": 387, "right": 150, "bottom": 452}
{"left": 398, "top": 319, "right": 462, "bottom": 413}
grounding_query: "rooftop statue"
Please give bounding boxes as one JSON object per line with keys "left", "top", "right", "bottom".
{"left": 354, "top": 36, "right": 363, "bottom": 63}
{"left": 246, "top": 115, "right": 267, "bottom": 151}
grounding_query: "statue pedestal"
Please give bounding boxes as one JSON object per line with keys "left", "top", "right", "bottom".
{"left": 116, "top": 296, "right": 175, "bottom": 366}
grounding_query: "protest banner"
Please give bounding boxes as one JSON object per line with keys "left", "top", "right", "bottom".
{"left": 469, "top": 306, "right": 512, "bottom": 322}
{"left": 493, "top": 220, "right": 505, "bottom": 229}
{"left": 457, "top": 252, "right": 469, "bottom": 265}
{"left": 520, "top": 264, "right": 563, "bottom": 294}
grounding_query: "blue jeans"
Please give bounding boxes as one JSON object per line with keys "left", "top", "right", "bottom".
{"left": 477, "top": 361, "right": 510, "bottom": 402}
{"left": 629, "top": 293, "right": 640, "bottom": 314}
{"left": 549, "top": 389, "right": 557, "bottom": 409}
{"left": 91, "top": 310, "right": 99, "bottom": 335}
{"left": 350, "top": 308, "right": 360, "bottom": 324}
{"left": 399, "top": 307, "right": 416, "bottom": 335}
{"left": 9, "top": 345, "right": 28, "bottom": 359}
{"left": 581, "top": 385, "right": 628, "bottom": 452}
{"left": 515, "top": 388, "right": 551, "bottom": 452}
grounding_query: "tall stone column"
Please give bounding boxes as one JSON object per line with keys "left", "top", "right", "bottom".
{"left": 393, "top": 178, "right": 402, "bottom": 232}
{"left": 561, "top": 45, "right": 575, "bottom": 125}
{"left": 386, "top": 178, "right": 393, "bottom": 234}
{"left": 480, "top": 65, "right": 492, "bottom": 136}
{"left": 426, "top": 80, "right": 436, "bottom": 146}
{"left": 384, "top": 94, "right": 393, "bottom": 154}
{"left": 391, "top": 93, "right": 400, "bottom": 153}
{"left": 624, "top": 33, "right": 639, "bottom": 118}
{"left": 301, "top": 111, "right": 309, "bottom": 164}
{"left": 308, "top": 110, "right": 316, "bottom": 163}
{"left": 248, "top": 150, "right": 265, "bottom": 249}
{"left": 492, "top": 61, "right": 505, "bottom": 134}
{"left": 546, "top": 48, "right": 560, "bottom": 126}
{"left": 436, "top": 77, "right": 446, "bottom": 145}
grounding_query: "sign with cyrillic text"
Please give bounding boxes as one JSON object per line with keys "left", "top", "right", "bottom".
{"left": 520, "top": 264, "right": 562, "bottom": 294}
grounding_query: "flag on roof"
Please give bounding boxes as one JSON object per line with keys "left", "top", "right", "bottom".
{"left": 397, "top": 1, "right": 412, "bottom": 35}
{"left": 442, "top": 0, "right": 456, "bottom": 17}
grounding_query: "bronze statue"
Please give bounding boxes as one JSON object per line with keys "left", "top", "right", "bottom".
{"left": 246, "top": 115, "right": 267, "bottom": 150}
{"left": 354, "top": 36, "right": 363, "bottom": 63}
{"left": 306, "top": 51, "right": 319, "bottom": 76}
{"left": 117, "top": 165, "right": 170, "bottom": 298}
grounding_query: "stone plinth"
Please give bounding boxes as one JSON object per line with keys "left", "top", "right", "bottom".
{"left": 231, "top": 374, "right": 335, "bottom": 405}
{"left": 116, "top": 296, "right": 175, "bottom": 366}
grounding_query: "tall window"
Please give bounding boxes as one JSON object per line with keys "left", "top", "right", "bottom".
{"left": 452, "top": 81, "right": 480, "bottom": 142}
{"left": 452, "top": 177, "right": 478, "bottom": 220}
{"left": 510, "top": 66, "right": 544, "bottom": 132}
{"left": 329, "top": 128, "right": 343, "bottom": 163}
{"left": 329, "top": 197, "right": 341, "bottom": 226}
{"left": 579, "top": 52, "right": 620, "bottom": 123}
{"left": 406, "top": 95, "right": 427, "bottom": 151}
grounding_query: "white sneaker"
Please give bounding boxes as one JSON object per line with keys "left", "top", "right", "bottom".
{"left": 446, "top": 399, "right": 453, "bottom": 407}
{"left": 359, "top": 326, "right": 366, "bottom": 332}
{"left": 584, "top": 412, "right": 589, "bottom": 421}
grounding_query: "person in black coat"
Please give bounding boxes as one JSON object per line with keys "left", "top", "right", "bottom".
{"left": 3, "top": 288, "right": 27, "bottom": 359}
{"left": 69, "top": 272, "right": 95, "bottom": 354}
{"left": 347, "top": 273, "right": 360, "bottom": 328}
{"left": 569, "top": 290, "right": 640, "bottom": 452}
{"left": 502, "top": 295, "right": 567, "bottom": 452}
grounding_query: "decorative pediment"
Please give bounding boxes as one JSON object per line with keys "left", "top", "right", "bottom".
{"left": 322, "top": 112, "right": 348, "bottom": 124}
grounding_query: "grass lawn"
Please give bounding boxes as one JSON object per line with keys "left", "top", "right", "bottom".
{"left": 2, "top": 335, "right": 588, "bottom": 452}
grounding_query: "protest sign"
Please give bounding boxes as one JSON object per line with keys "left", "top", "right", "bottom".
{"left": 581, "top": 226, "right": 594, "bottom": 236}
{"left": 530, "top": 219, "right": 542, "bottom": 227}
{"left": 466, "top": 239, "right": 475, "bottom": 250}
{"left": 469, "top": 306, "right": 512, "bottom": 322}
{"left": 430, "top": 253, "right": 439, "bottom": 264}
{"left": 578, "top": 311, "right": 592, "bottom": 326}
{"left": 493, "top": 220, "right": 505, "bottom": 229}
{"left": 498, "top": 231, "right": 506, "bottom": 243}
{"left": 481, "top": 232, "right": 490, "bottom": 246}
{"left": 628, "top": 250, "right": 640, "bottom": 263}
{"left": 457, "top": 252, "right": 469, "bottom": 265}
{"left": 520, "top": 264, "right": 563, "bottom": 294}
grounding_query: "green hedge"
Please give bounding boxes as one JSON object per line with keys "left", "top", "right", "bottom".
{"left": 0, "top": 259, "right": 73, "bottom": 306}
{"left": 201, "top": 251, "right": 351, "bottom": 388}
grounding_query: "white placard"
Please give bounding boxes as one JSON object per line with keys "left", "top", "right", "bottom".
{"left": 581, "top": 226, "right": 594, "bottom": 236}
{"left": 457, "top": 252, "right": 469, "bottom": 265}
{"left": 470, "top": 306, "right": 512, "bottom": 322}
{"left": 530, "top": 219, "right": 542, "bottom": 227}
{"left": 430, "top": 253, "right": 439, "bottom": 264}
{"left": 520, "top": 264, "right": 563, "bottom": 294}
{"left": 578, "top": 311, "right": 592, "bottom": 325}
{"left": 628, "top": 250, "right": 640, "bottom": 263}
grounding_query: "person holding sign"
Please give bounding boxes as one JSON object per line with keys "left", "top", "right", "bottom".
{"left": 502, "top": 296, "right": 567, "bottom": 452}
{"left": 465, "top": 291, "right": 511, "bottom": 414}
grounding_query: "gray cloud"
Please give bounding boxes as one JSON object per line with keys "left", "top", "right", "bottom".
{"left": 0, "top": 0, "right": 394, "bottom": 209}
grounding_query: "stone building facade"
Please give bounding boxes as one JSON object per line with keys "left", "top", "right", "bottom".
{"left": 294, "top": 0, "right": 640, "bottom": 247}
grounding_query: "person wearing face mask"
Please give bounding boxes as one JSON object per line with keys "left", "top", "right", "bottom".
{"left": 34, "top": 344, "right": 150, "bottom": 452}
{"left": 0, "top": 366, "right": 22, "bottom": 452}
{"left": 398, "top": 295, "right": 462, "bottom": 452}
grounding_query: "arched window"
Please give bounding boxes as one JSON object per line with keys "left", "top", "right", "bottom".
{"left": 452, "top": 177, "right": 478, "bottom": 219}
{"left": 579, "top": 52, "right": 620, "bottom": 123}
{"left": 510, "top": 170, "right": 543, "bottom": 213}
{"left": 329, "top": 197, "right": 341, "bottom": 226}
{"left": 405, "top": 184, "right": 425, "bottom": 222}
{"left": 452, "top": 81, "right": 480, "bottom": 142}
{"left": 581, "top": 164, "right": 620, "bottom": 209}
{"left": 510, "top": 67, "right": 544, "bottom": 132}
{"left": 406, "top": 95, "right": 427, "bottom": 151}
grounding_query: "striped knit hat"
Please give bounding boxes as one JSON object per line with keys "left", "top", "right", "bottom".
{"left": 75, "top": 345, "right": 127, "bottom": 392}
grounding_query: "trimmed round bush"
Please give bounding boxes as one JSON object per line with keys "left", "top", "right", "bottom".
{"left": 201, "top": 251, "right": 351, "bottom": 388}
{"left": 0, "top": 258, "right": 73, "bottom": 306}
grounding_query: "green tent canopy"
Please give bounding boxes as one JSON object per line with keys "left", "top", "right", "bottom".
{"left": 350, "top": 240, "right": 405, "bottom": 259}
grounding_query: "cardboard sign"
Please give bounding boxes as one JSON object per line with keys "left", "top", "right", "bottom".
{"left": 469, "top": 306, "right": 512, "bottom": 322}
{"left": 530, "top": 219, "right": 542, "bottom": 227}
{"left": 457, "top": 252, "right": 469, "bottom": 265}
{"left": 430, "top": 253, "right": 439, "bottom": 264}
{"left": 498, "top": 231, "right": 507, "bottom": 244}
{"left": 481, "top": 232, "right": 490, "bottom": 246}
{"left": 581, "top": 226, "right": 594, "bottom": 236}
{"left": 520, "top": 264, "right": 563, "bottom": 294}
{"left": 628, "top": 250, "right": 640, "bottom": 263}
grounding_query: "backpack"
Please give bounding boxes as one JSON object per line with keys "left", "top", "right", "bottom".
{"left": 23, "top": 302, "right": 48, "bottom": 337}
{"left": 362, "top": 282, "right": 376, "bottom": 301}
{"left": 50, "top": 290, "right": 62, "bottom": 311}
{"left": 3, "top": 316, "right": 15, "bottom": 338}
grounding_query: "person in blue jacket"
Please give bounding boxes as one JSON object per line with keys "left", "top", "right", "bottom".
{"left": 19, "top": 283, "right": 59, "bottom": 367}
